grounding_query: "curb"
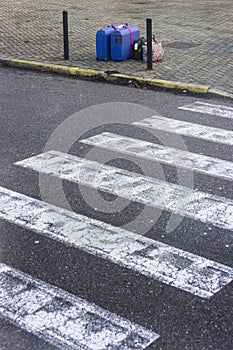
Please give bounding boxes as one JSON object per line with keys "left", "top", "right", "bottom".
{"left": 1, "top": 57, "right": 233, "bottom": 99}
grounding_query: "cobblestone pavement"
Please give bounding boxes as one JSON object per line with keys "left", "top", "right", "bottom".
{"left": 1, "top": 0, "right": 233, "bottom": 93}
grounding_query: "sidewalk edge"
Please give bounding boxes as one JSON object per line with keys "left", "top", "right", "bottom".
{"left": 1, "top": 58, "right": 233, "bottom": 99}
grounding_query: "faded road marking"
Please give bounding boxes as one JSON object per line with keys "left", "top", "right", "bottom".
{"left": 179, "top": 102, "right": 233, "bottom": 120}
{"left": 16, "top": 151, "right": 233, "bottom": 231}
{"left": 0, "top": 186, "right": 232, "bottom": 298}
{"left": 0, "top": 263, "right": 159, "bottom": 349}
{"left": 80, "top": 132, "right": 233, "bottom": 180}
{"left": 133, "top": 115, "right": 233, "bottom": 146}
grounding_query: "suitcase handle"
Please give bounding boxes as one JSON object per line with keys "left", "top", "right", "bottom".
{"left": 107, "top": 24, "right": 117, "bottom": 30}
{"left": 107, "top": 23, "right": 128, "bottom": 30}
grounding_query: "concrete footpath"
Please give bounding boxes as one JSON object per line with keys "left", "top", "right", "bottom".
{"left": 0, "top": 0, "right": 233, "bottom": 96}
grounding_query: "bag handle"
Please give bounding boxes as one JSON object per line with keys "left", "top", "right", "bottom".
{"left": 152, "top": 34, "right": 158, "bottom": 43}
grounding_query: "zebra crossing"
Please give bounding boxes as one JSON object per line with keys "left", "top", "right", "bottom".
{"left": 0, "top": 101, "right": 233, "bottom": 349}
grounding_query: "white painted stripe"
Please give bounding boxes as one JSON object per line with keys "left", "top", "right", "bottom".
{"left": 179, "top": 101, "right": 233, "bottom": 119}
{"left": 133, "top": 115, "right": 233, "bottom": 146}
{"left": 16, "top": 151, "right": 233, "bottom": 231}
{"left": 0, "top": 186, "right": 232, "bottom": 298}
{"left": 0, "top": 263, "right": 159, "bottom": 349}
{"left": 80, "top": 132, "right": 233, "bottom": 180}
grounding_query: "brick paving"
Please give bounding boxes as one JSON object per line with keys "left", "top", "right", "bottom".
{"left": 1, "top": 0, "right": 233, "bottom": 93}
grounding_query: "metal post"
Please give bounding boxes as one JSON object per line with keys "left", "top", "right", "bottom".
{"left": 146, "top": 18, "right": 152, "bottom": 70}
{"left": 63, "top": 10, "right": 69, "bottom": 60}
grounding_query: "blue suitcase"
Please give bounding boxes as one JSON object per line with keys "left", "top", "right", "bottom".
{"left": 96, "top": 26, "right": 116, "bottom": 61}
{"left": 111, "top": 25, "right": 140, "bottom": 61}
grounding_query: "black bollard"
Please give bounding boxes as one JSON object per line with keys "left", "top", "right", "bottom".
{"left": 146, "top": 18, "right": 152, "bottom": 70}
{"left": 63, "top": 10, "right": 69, "bottom": 60}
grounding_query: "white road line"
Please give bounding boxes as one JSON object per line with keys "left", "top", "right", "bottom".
{"left": 16, "top": 151, "right": 233, "bottom": 231}
{"left": 0, "top": 263, "right": 159, "bottom": 350}
{"left": 179, "top": 101, "right": 233, "bottom": 119}
{"left": 80, "top": 132, "right": 233, "bottom": 180}
{"left": 133, "top": 115, "right": 233, "bottom": 146}
{"left": 0, "top": 186, "right": 233, "bottom": 298}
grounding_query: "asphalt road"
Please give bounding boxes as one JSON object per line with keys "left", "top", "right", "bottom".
{"left": 0, "top": 67, "right": 232, "bottom": 350}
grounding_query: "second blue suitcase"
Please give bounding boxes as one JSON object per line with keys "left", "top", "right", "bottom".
{"left": 96, "top": 26, "right": 116, "bottom": 61}
{"left": 111, "top": 25, "right": 140, "bottom": 61}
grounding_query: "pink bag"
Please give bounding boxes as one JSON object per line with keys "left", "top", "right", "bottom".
{"left": 142, "top": 38, "right": 165, "bottom": 62}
